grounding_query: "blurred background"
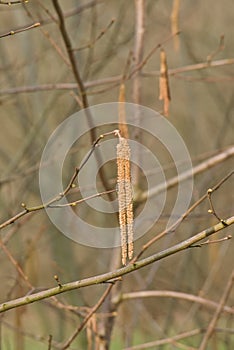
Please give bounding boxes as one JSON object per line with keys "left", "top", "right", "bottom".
{"left": 0, "top": 1, "right": 233, "bottom": 349}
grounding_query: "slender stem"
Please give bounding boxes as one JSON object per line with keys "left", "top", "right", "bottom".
{"left": 0, "top": 22, "right": 40, "bottom": 39}
{"left": 61, "top": 283, "right": 114, "bottom": 349}
{"left": 52, "top": 0, "right": 88, "bottom": 110}
{"left": 199, "top": 270, "right": 234, "bottom": 350}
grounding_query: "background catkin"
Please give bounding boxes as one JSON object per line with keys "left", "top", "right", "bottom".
{"left": 117, "top": 137, "right": 134, "bottom": 265}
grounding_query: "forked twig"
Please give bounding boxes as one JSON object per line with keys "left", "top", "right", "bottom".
{"left": 207, "top": 188, "right": 228, "bottom": 225}
{"left": 132, "top": 170, "right": 233, "bottom": 261}
{"left": 61, "top": 283, "right": 115, "bottom": 350}
{"left": 0, "top": 131, "right": 119, "bottom": 230}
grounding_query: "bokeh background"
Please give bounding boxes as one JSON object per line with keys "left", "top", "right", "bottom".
{"left": 0, "top": 1, "right": 233, "bottom": 349}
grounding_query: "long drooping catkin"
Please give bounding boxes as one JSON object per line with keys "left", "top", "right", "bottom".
{"left": 116, "top": 137, "right": 134, "bottom": 265}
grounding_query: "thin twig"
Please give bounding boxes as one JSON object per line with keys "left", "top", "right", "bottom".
{"left": 131, "top": 0, "right": 145, "bottom": 185}
{"left": 207, "top": 188, "right": 228, "bottom": 225}
{"left": 199, "top": 270, "right": 234, "bottom": 350}
{"left": 0, "top": 131, "right": 119, "bottom": 230}
{"left": 52, "top": 0, "right": 116, "bottom": 206}
{"left": 0, "top": 22, "right": 40, "bottom": 39}
{"left": 60, "top": 284, "right": 115, "bottom": 349}
{"left": 133, "top": 170, "right": 233, "bottom": 261}
{"left": 0, "top": 0, "right": 28, "bottom": 4}
{"left": 73, "top": 18, "right": 115, "bottom": 51}
{"left": 190, "top": 235, "right": 232, "bottom": 248}
{"left": 207, "top": 34, "right": 225, "bottom": 64}
{"left": 132, "top": 0, "right": 145, "bottom": 104}
{"left": 139, "top": 145, "right": 234, "bottom": 202}
{"left": 143, "top": 57, "right": 234, "bottom": 77}
{"left": 0, "top": 239, "right": 33, "bottom": 288}
{"left": 0, "top": 215, "right": 233, "bottom": 313}
{"left": 23, "top": 5, "right": 71, "bottom": 66}
{"left": 48, "top": 189, "right": 116, "bottom": 208}
{"left": 124, "top": 327, "right": 234, "bottom": 350}
{"left": 47, "top": 334, "right": 53, "bottom": 350}
{"left": 0, "top": 58, "right": 233, "bottom": 96}
{"left": 129, "top": 31, "right": 180, "bottom": 79}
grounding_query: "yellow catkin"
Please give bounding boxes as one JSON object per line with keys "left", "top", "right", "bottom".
{"left": 159, "top": 49, "right": 171, "bottom": 117}
{"left": 117, "top": 137, "right": 134, "bottom": 265}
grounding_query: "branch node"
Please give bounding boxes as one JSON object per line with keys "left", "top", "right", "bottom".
{"left": 54, "top": 275, "right": 62, "bottom": 289}
{"left": 221, "top": 219, "right": 228, "bottom": 227}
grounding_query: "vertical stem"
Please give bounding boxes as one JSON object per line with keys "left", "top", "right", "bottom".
{"left": 132, "top": 0, "right": 145, "bottom": 105}
{"left": 199, "top": 270, "right": 234, "bottom": 350}
{"left": 131, "top": 0, "right": 145, "bottom": 185}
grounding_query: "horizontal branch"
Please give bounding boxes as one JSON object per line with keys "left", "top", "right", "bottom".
{"left": 0, "top": 216, "right": 233, "bottom": 313}
{"left": 0, "top": 77, "right": 122, "bottom": 95}
{"left": 0, "top": 58, "right": 233, "bottom": 96}
{"left": 0, "top": 0, "right": 27, "bottom": 4}
{"left": 124, "top": 327, "right": 234, "bottom": 350}
{"left": 139, "top": 145, "right": 234, "bottom": 202}
{"left": 143, "top": 57, "right": 234, "bottom": 77}
{"left": 121, "top": 290, "right": 234, "bottom": 315}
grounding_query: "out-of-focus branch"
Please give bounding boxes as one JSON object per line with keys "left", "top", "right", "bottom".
{"left": 124, "top": 327, "right": 234, "bottom": 350}
{"left": 0, "top": 78, "right": 121, "bottom": 95}
{"left": 133, "top": 170, "right": 233, "bottom": 261}
{"left": 0, "top": 215, "right": 233, "bottom": 313}
{"left": 0, "top": 58, "right": 233, "bottom": 96}
{"left": 23, "top": 5, "right": 71, "bottom": 66}
{"left": 143, "top": 57, "right": 234, "bottom": 77}
{"left": 60, "top": 283, "right": 115, "bottom": 350}
{"left": 0, "top": 0, "right": 27, "bottom": 4}
{"left": 131, "top": 0, "right": 145, "bottom": 186}
{"left": 132, "top": 0, "right": 145, "bottom": 104}
{"left": 199, "top": 270, "right": 234, "bottom": 350}
{"left": 121, "top": 290, "right": 234, "bottom": 315}
{"left": 139, "top": 145, "right": 234, "bottom": 202}
{"left": 171, "top": 0, "right": 180, "bottom": 51}
{"left": 73, "top": 18, "right": 115, "bottom": 52}
{"left": 129, "top": 31, "right": 180, "bottom": 79}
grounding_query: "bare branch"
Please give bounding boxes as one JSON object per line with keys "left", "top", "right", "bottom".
{"left": 199, "top": 270, "right": 234, "bottom": 350}
{"left": 73, "top": 18, "right": 115, "bottom": 51}
{"left": 133, "top": 170, "right": 233, "bottom": 261}
{"left": 121, "top": 290, "right": 234, "bottom": 315}
{"left": 124, "top": 327, "right": 234, "bottom": 350}
{"left": 0, "top": 22, "right": 40, "bottom": 39}
{"left": 61, "top": 283, "right": 115, "bottom": 350}
{"left": 0, "top": 131, "right": 119, "bottom": 230}
{"left": 52, "top": 0, "right": 89, "bottom": 109}
{"left": 0, "top": 0, "right": 28, "bottom": 4}
{"left": 0, "top": 215, "right": 233, "bottom": 313}
{"left": 143, "top": 57, "right": 234, "bottom": 77}
{"left": 139, "top": 146, "right": 234, "bottom": 202}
